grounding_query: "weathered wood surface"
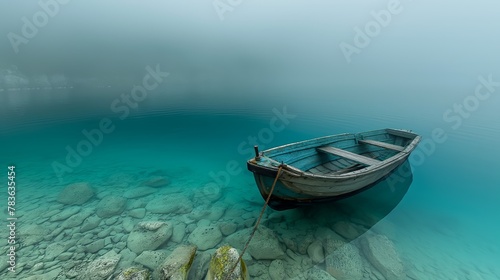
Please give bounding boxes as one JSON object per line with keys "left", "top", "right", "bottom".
{"left": 317, "top": 146, "right": 381, "bottom": 166}
{"left": 358, "top": 139, "right": 405, "bottom": 152}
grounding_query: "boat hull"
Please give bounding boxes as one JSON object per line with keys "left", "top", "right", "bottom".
{"left": 247, "top": 128, "right": 420, "bottom": 210}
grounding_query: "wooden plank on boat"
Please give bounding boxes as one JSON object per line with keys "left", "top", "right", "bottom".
{"left": 386, "top": 128, "right": 415, "bottom": 139}
{"left": 317, "top": 146, "right": 381, "bottom": 166}
{"left": 358, "top": 139, "right": 405, "bottom": 152}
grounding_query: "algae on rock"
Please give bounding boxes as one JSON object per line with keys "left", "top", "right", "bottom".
{"left": 153, "top": 245, "right": 197, "bottom": 280}
{"left": 115, "top": 267, "right": 151, "bottom": 280}
{"left": 205, "top": 245, "right": 249, "bottom": 280}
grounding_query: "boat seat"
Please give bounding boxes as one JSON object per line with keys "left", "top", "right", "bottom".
{"left": 358, "top": 139, "right": 404, "bottom": 152}
{"left": 317, "top": 146, "right": 381, "bottom": 166}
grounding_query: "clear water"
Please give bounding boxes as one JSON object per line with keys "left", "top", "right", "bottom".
{"left": 1, "top": 1, "right": 500, "bottom": 279}
{"left": 1, "top": 95, "right": 499, "bottom": 279}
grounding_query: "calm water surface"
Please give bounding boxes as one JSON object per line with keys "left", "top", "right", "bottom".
{"left": 0, "top": 85, "right": 499, "bottom": 279}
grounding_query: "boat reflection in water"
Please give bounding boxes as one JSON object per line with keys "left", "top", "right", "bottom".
{"left": 262, "top": 160, "right": 414, "bottom": 243}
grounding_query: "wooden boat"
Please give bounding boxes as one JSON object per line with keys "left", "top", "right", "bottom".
{"left": 246, "top": 128, "right": 420, "bottom": 210}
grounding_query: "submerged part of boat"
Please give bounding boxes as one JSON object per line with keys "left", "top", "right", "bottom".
{"left": 247, "top": 128, "right": 420, "bottom": 210}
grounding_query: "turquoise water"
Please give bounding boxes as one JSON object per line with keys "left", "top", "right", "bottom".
{"left": 1, "top": 94, "right": 499, "bottom": 279}
{"left": 1, "top": 1, "right": 500, "bottom": 279}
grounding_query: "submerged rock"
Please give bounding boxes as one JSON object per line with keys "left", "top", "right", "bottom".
{"left": 82, "top": 250, "right": 121, "bottom": 280}
{"left": 269, "top": 259, "right": 286, "bottom": 280}
{"left": 129, "top": 208, "right": 147, "bottom": 219}
{"left": 205, "top": 245, "right": 249, "bottom": 280}
{"left": 80, "top": 215, "right": 102, "bottom": 232}
{"left": 146, "top": 193, "right": 193, "bottom": 214}
{"left": 50, "top": 205, "right": 81, "bottom": 222}
{"left": 153, "top": 245, "right": 197, "bottom": 280}
{"left": 124, "top": 186, "right": 157, "bottom": 199}
{"left": 135, "top": 250, "right": 170, "bottom": 270}
{"left": 361, "top": 234, "right": 405, "bottom": 280}
{"left": 325, "top": 242, "right": 363, "bottom": 280}
{"left": 44, "top": 242, "right": 71, "bottom": 261}
{"left": 307, "top": 240, "right": 325, "bottom": 264}
{"left": 96, "top": 195, "right": 127, "bottom": 218}
{"left": 142, "top": 176, "right": 170, "bottom": 188}
{"left": 226, "top": 226, "right": 285, "bottom": 260}
{"left": 61, "top": 209, "right": 94, "bottom": 228}
{"left": 188, "top": 251, "right": 211, "bottom": 280}
{"left": 172, "top": 223, "right": 187, "bottom": 243}
{"left": 127, "top": 221, "right": 173, "bottom": 254}
{"left": 306, "top": 267, "right": 337, "bottom": 280}
{"left": 188, "top": 225, "right": 222, "bottom": 250}
{"left": 115, "top": 267, "right": 151, "bottom": 280}
{"left": 332, "top": 221, "right": 360, "bottom": 240}
{"left": 23, "top": 268, "right": 62, "bottom": 280}
{"left": 86, "top": 239, "right": 105, "bottom": 253}
{"left": 57, "top": 182, "right": 95, "bottom": 205}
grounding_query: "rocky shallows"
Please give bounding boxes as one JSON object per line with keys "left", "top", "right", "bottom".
{"left": 9, "top": 171, "right": 437, "bottom": 280}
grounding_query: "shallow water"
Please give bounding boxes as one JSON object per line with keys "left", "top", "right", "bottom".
{"left": 1, "top": 93, "right": 499, "bottom": 279}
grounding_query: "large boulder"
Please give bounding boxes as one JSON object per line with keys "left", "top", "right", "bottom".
{"left": 96, "top": 195, "right": 127, "bottom": 218}
{"left": 153, "top": 245, "right": 197, "bottom": 280}
{"left": 127, "top": 221, "right": 173, "bottom": 254}
{"left": 57, "top": 182, "right": 95, "bottom": 205}
{"left": 361, "top": 234, "right": 405, "bottom": 280}
{"left": 205, "top": 245, "right": 249, "bottom": 280}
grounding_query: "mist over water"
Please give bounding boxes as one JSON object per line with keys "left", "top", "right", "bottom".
{"left": 1, "top": 1, "right": 500, "bottom": 279}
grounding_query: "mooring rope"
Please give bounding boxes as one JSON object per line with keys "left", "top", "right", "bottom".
{"left": 224, "top": 164, "right": 284, "bottom": 280}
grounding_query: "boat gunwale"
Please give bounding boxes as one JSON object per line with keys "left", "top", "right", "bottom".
{"left": 249, "top": 128, "right": 420, "bottom": 180}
